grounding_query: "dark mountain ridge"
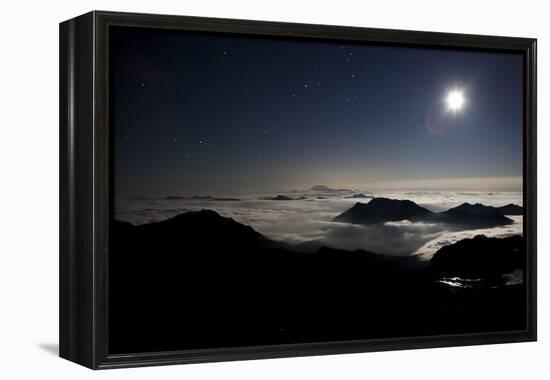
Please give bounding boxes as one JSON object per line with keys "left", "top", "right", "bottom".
{"left": 333, "top": 197, "right": 433, "bottom": 224}
{"left": 497, "top": 203, "right": 523, "bottom": 215}
{"left": 430, "top": 234, "right": 524, "bottom": 278}
{"left": 309, "top": 185, "right": 353, "bottom": 192}
{"left": 345, "top": 193, "right": 373, "bottom": 199}
{"left": 262, "top": 195, "right": 308, "bottom": 201}
{"left": 334, "top": 198, "right": 514, "bottom": 228}
{"left": 110, "top": 209, "right": 526, "bottom": 354}
{"left": 439, "top": 202, "right": 513, "bottom": 227}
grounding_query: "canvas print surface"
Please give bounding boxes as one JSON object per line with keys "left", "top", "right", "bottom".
{"left": 109, "top": 27, "right": 526, "bottom": 354}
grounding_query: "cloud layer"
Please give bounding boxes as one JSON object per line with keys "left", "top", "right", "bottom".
{"left": 115, "top": 190, "right": 523, "bottom": 258}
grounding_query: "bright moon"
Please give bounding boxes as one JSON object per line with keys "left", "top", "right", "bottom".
{"left": 446, "top": 90, "right": 465, "bottom": 111}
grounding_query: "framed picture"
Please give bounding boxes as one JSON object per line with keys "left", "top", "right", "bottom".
{"left": 59, "top": 11, "right": 537, "bottom": 369}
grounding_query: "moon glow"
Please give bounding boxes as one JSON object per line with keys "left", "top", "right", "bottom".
{"left": 446, "top": 89, "right": 465, "bottom": 112}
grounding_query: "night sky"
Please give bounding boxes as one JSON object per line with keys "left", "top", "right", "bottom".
{"left": 111, "top": 27, "right": 523, "bottom": 197}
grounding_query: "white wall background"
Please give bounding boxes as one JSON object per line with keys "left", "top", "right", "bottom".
{"left": 0, "top": 0, "right": 547, "bottom": 378}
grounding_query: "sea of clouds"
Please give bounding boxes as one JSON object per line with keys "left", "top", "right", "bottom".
{"left": 115, "top": 190, "right": 523, "bottom": 259}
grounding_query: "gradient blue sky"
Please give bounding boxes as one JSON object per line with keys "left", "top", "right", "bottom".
{"left": 112, "top": 27, "right": 523, "bottom": 196}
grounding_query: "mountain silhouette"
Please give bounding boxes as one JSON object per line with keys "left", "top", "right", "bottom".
{"left": 138, "top": 209, "right": 270, "bottom": 249}
{"left": 309, "top": 185, "right": 353, "bottom": 192}
{"left": 263, "top": 195, "right": 295, "bottom": 201}
{"left": 497, "top": 204, "right": 523, "bottom": 216}
{"left": 110, "top": 209, "right": 526, "bottom": 354}
{"left": 333, "top": 198, "right": 433, "bottom": 224}
{"left": 110, "top": 209, "right": 424, "bottom": 353}
{"left": 440, "top": 202, "right": 513, "bottom": 227}
{"left": 334, "top": 198, "right": 513, "bottom": 228}
{"left": 430, "top": 235, "right": 525, "bottom": 278}
{"left": 345, "top": 193, "right": 373, "bottom": 199}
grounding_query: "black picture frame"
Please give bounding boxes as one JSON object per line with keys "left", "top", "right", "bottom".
{"left": 59, "top": 10, "right": 537, "bottom": 369}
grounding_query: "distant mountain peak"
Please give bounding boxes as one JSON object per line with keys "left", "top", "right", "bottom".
{"left": 452, "top": 202, "right": 485, "bottom": 210}
{"left": 334, "top": 198, "right": 514, "bottom": 228}
{"left": 309, "top": 185, "right": 352, "bottom": 192}
{"left": 333, "top": 197, "right": 433, "bottom": 225}
{"left": 345, "top": 193, "right": 372, "bottom": 199}
{"left": 310, "top": 185, "right": 331, "bottom": 191}
{"left": 263, "top": 195, "right": 295, "bottom": 201}
{"left": 441, "top": 202, "right": 513, "bottom": 227}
